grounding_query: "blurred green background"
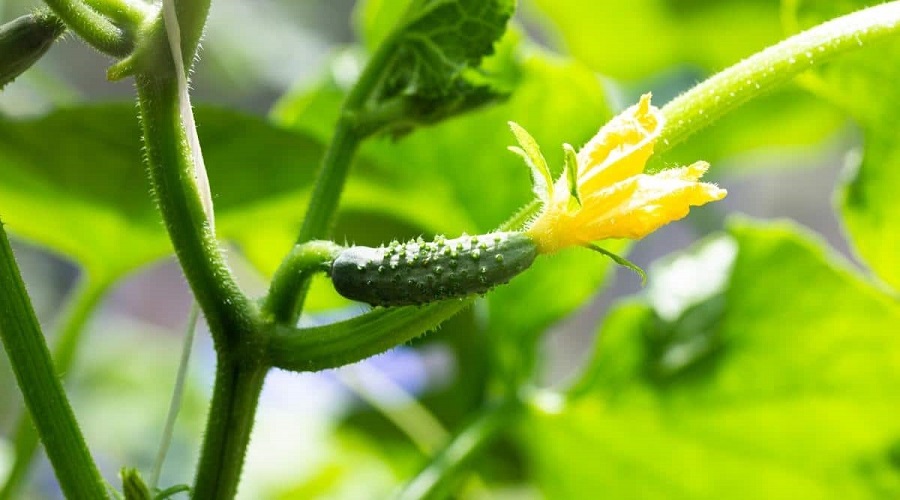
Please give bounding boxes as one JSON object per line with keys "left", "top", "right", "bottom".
{"left": 2, "top": 0, "right": 900, "bottom": 498}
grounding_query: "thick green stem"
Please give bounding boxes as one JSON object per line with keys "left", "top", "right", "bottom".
{"left": 134, "top": 75, "right": 255, "bottom": 349}
{"left": 656, "top": 0, "right": 900, "bottom": 156}
{"left": 41, "top": 0, "right": 133, "bottom": 56}
{"left": 0, "top": 275, "right": 109, "bottom": 500}
{"left": 132, "top": 4, "right": 269, "bottom": 498}
{"left": 262, "top": 240, "right": 342, "bottom": 324}
{"left": 0, "top": 222, "right": 108, "bottom": 499}
{"left": 270, "top": 33, "right": 402, "bottom": 322}
{"left": 190, "top": 357, "right": 267, "bottom": 500}
{"left": 269, "top": 300, "right": 469, "bottom": 372}
{"left": 396, "top": 403, "right": 515, "bottom": 500}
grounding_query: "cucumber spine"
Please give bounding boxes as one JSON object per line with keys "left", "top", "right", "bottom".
{"left": 331, "top": 231, "right": 537, "bottom": 306}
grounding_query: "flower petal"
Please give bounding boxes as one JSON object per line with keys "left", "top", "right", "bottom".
{"left": 575, "top": 163, "right": 726, "bottom": 241}
{"left": 576, "top": 93, "right": 663, "bottom": 193}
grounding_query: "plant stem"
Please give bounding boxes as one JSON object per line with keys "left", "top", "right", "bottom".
{"left": 263, "top": 241, "right": 342, "bottom": 324}
{"left": 270, "top": 33, "right": 401, "bottom": 322}
{"left": 41, "top": 0, "right": 133, "bottom": 56}
{"left": 268, "top": 300, "right": 470, "bottom": 372}
{"left": 133, "top": 4, "right": 271, "bottom": 498}
{"left": 656, "top": 0, "right": 900, "bottom": 157}
{"left": 0, "top": 274, "right": 110, "bottom": 500}
{"left": 190, "top": 357, "right": 267, "bottom": 500}
{"left": 396, "top": 403, "right": 515, "bottom": 500}
{"left": 0, "top": 222, "right": 108, "bottom": 499}
{"left": 134, "top": 75, "right": 255, "bottom": 349}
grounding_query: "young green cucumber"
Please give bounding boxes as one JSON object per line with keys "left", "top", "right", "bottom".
{"left": 331, "top": 231, "right": 538, "bottom": 307}
{"left": 0, "top": 12, "right": 65, "bottom": 89}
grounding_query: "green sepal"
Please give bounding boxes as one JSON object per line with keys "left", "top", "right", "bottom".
{"left": 508, "top": 121, "right": 553, "bottom": 202}
{"left": 585, "top": 243, "right": 646, "bottom": 285}
{"left": 563, "top": 142, "right": 581, "bottom": 210}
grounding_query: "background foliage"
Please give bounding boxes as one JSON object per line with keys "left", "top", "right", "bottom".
{"left": 1, "top": 0, "right": 899, "bottom": 498}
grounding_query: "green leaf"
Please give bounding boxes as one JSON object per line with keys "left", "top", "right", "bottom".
{"left": 0, "top": 106, "right": 471, "bottom": 296}
{"left": 356, "top": 0, "right": 517, "bottom": 137}
{"left": 354, "top": 0, "right": 416, "bottom": 51}
{"left": 786, "top": 0, "right": 900, "bottom": 291}
{"left": 531, "top": 1, "right": 845, "bottom": 171}
{"left": 0, "top": 106, "right": 311, "bottom": 278}
{"left": 378, "top": 0, "right": 515, "bottom": 97}
{"left": 523, "top": 219, "right": 900, "bottom": 498}
{"left": 530, "top": 0, "right": 783, "bottom": 80}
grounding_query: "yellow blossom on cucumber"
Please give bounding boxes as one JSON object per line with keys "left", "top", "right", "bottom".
{"left": 509, "top": 93, "right": 727, "bottom": 255}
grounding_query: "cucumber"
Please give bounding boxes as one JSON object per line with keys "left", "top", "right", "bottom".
{"left": 331, "top": 231, "right": 537, "bottom": 306}
{"left": 0, "top": 12, "right": 65, "bottom": 89}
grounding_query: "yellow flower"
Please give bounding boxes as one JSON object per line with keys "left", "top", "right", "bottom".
{"left": 510, "top": 94, "right": 727, "bottom": 255}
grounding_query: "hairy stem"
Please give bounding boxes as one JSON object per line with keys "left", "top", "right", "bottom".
{"left": 269, "top": 300, "right": 468, "bottom": 372}
{"left": 0, "top": 275, "right": 109, "bottom": 500}
{"left": 263, "top": 241, "right": 341, "bottom": 324}
{"left": 41, "top": 0, "right": 133, "bottom": 56}
{"left": 0, "top": 223, "right": 108, "bottom": 499}
{"left": 135, "top": 74, "right": 254, "bottom": 349}
{"left": 269, "top": 33, "right": 401, "bottom": 323}
{"left": 190, "top": 358, "right": 267, "bottom": 499}
{"left": 656, "top": 0, "right": 900, "bottom": 156}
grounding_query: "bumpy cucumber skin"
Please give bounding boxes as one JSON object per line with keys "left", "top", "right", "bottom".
{"left": 331, "top": 232, "right": 537, "bottom": 307}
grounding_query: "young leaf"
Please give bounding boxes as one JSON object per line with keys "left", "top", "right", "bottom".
{"left": 382, "top": 0, "right": 515, "bottom": 97}
{"left": 364, "top": 0, "right": 517, "bottom": 136}
{"left": 508, "top": 121, "right": 553, "bottom": 202}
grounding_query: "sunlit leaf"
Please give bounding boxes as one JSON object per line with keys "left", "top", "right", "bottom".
{"left": 786, "top": 0, "right": 900, "bottom": 291}
{"left": 523, "top": 219, "right": 900, "bottom": 498}
{"left": 531, "top": 1, "right": 846, "bottom": 172}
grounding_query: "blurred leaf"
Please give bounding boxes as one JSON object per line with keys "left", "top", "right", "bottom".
{"left": 523, "top": 219, "right": 900, "bottom": 498}
{"left": 0, "top": 106, "right": 471, "bottom": 299}
{"left": 785, "top": 0, "right": 900, "bottom": 291}
{"left": 271, "top": 431, "right": 417, "bottom": 500}
{"left": 0, "top": 106, "right": 321, "bottom": 278}
{"left": 529, "top": 0, "right": 782, "bottom": 80}
{"left": 531, "top": 1, "right": 846, "bottom": 172}
{"left": 354, "top": 0, "right": 415, "bottom": 51}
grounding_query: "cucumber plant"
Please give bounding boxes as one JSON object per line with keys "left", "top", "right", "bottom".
{"left": 1, "top": 0, "right": 900, "bottom": 499}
